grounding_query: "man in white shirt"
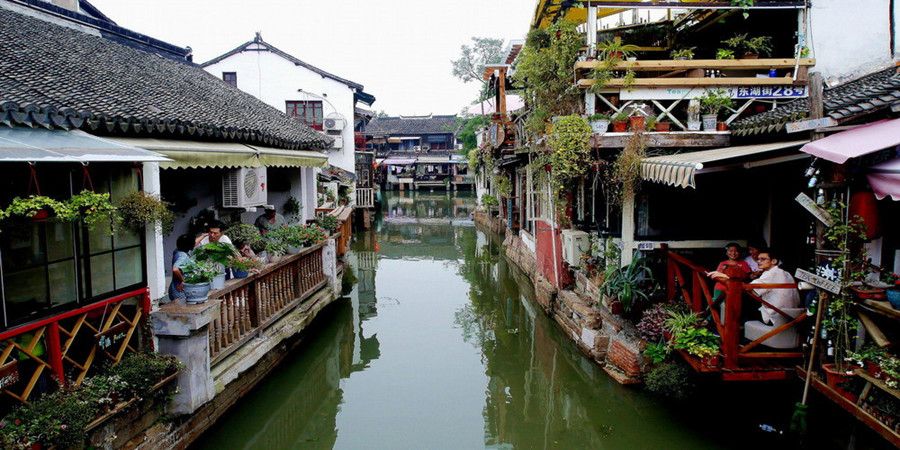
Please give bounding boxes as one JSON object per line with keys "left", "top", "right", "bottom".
{"left": 751, "top": 250, "right": 800, "bottom": 324}
{"left": 194, "top": 220, "right": 232, "bottom": 248}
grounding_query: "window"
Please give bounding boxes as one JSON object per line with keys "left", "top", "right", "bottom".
{"left": 286, "top": 101, "right": 323, "bottom": 130}
{"left": 222, "top": 72, "right": 237, "bottom": 87}
{"left": 0, "top": 165, "right": 146, "bottom": 329}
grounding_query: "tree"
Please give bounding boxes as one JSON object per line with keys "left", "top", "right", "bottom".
{"left": 454, "top": 114, "right": 489, "bottom": 154}
{"left": 374, "top": 110, "right": 390, "bottom": 119}
{"left": 451, "top": 37, "right": 504, "bottom": 115}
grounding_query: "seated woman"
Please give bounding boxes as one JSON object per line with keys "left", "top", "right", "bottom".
{"left": 705, "top": 242, "right": 752, "bottom": 310}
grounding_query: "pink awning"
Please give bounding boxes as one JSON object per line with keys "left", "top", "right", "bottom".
{"left": 799, "top": 118, "right": 900, "bottom": 164}
{"left": 466, "top": 95, "right": 525, "bottom": 115}
{"left": 867, "top": 157, "right": 900, "bottom": 201}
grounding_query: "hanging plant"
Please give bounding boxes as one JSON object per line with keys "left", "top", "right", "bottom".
{"left": 282, "top": 196, "right": 302, "bottom": 223}
{"left": 63, "top": 190, "right": 119, "bottom": 230}
{"left": 549, "top": 115, "right": 592, "bottom": 184}
{"left": 117, "top": 191, "right": 175, "bottom": 234}
{"left": 607, "top": 131, "right": 648, "bottom": 205}
{"left": 0, "top": 195, "right": 66, "bottom": 221}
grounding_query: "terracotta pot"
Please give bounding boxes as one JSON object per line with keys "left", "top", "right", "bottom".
{"left": 716, "top": 122, "right": 728, "bottom": 131}
{"left": 32, "top": 209, "right": 49, "bottom": 222}
{"left": 654, "top": 122, "right": 670, "bottom": 132}
{"left": 610, "top": 300, "right": 624, "bottom": 315}
{"left": 629, "top": 116, "right": 645, "bottom": 131}
{"left": 741, "top": 53, "right": 759, "bottom": 59}
{"left": 823, "top": 363, "right": 860, "bottom": 403}
{"left": 611, "top": 121, "right": 628, "bottom": 132}
{"left": 850, "top": 285, "right": 886, "bottom": 300}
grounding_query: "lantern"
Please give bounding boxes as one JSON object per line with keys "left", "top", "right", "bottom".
{"left": 848, "top": 190, "right": 882, "bottom": 240}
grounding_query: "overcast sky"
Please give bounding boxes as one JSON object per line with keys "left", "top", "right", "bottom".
{"left": 87, "top": 0, "right": 535, "bottom": 116}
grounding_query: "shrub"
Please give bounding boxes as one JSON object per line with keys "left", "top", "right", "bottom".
{"left": 117, "top": 191, "right": 175, "bottom": 234}
{"left": 316, "top": 215, "right": 339, "bottom": 233}
{"left": 107, "top": 352, "right": 180, "bottom": 399}
{"left": 644, "top": 362, "right": 696, "bottom": 400}
{"left": 637, "top": 304, "right": 669, "bottom": 342}
{"left": 224, "top": 222, "right": 264, "bottom": 250}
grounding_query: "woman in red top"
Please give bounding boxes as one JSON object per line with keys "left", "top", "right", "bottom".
{"left": 706, "top": 242, "right": 752, "bottom": 305}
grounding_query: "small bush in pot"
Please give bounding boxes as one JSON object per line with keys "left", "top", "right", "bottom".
{"left": 192, "top": 241, "right": 239, "bottom": 268}
{"left": 316, "top": 215, "right": 340, "bottom": 234}
{"left": 117, "top": 191, "right": 175, "bottom": 234}
{"left": 227, "top": 255, "right": 263, "bottom": 277}
{"left": 224, "top": 222, "right": 264, "bottom": 251}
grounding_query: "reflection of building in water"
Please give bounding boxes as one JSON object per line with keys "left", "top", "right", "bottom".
{"left": 349, "top": 229, "right": 380, "bottom": 371}
{"left": 384, "top": 191, "right": 475, "bottom": 222}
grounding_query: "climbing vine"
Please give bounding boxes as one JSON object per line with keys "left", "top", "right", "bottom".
{"left": 607, "top": 131, "right": 648, "bottom": 205}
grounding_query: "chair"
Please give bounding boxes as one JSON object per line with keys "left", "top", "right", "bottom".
{"left": 743, "top": 307, "right": 807, "bottom": 349}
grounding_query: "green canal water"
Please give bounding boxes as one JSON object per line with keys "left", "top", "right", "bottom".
{"left": 194, "top": 191, "right": 887, "bottom": 449}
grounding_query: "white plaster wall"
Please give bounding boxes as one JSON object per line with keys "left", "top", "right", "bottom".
{"left": 808, "top": 0, "right": 899, "bottom": 85}
{"left": 203, "top": 46, "right": 358, "bottom": 173}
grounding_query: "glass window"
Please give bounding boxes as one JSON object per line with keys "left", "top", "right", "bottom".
{"left": 285, "top": 101, "right": 324, "bottom": 130}
{"left": 223, "top": 72, "right": 237, "bottom": 87}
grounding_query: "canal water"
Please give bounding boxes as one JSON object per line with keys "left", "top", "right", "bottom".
{"left": 195, "top": 191, "right": 885, "bottom": 449}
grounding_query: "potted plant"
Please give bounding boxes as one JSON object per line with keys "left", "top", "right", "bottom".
{"left": 181, "top": 259, "right": 218, "bottom": 303}
{"left": 0, "top": 194, "right": 64, "bottom": 224}
{"left": 669, "top": 47, "right": 695, "bottom": 60}
{"left": 715, "top": 48, "right": 736, "bottom": 60}
{"left": 117, "top": 191, "right": 175, "bottom": 234}
{"left": 610, "top": 111, "right": 629, "bottom": 132}
{"left": 673, "top": 327, "right": 722, "bottom": 367}
{"left": 847, "top": 345, "right": 888, "bottom": 378}
{"left": 629, "top": 110, "right": 646, "bottom": 132}
{"left": 596, "top": 39, "right": 639, "bottom": 61}
{"left": 191, "top": 241, "right": 238, "bottom": 289}
{"left": 282, "top": 196, "right": 302, "bottom": 224}
{"left": 686, "top": 103, "right": 702, "bottom": 131}
{"left": 226, "top": 255, "right": 263, "bottom": 278}
{"left": 654, "top": 118, "right": 671, "bottom": 132}
{"left": 698, "top": 88, "right": 733, "bottom": 131}
{"left": 599, "top": 251, "right": 653, "bottom": 316}
{"left": 315, "top": 214, "right": 340, "bottom": 235}
{"left": 722, "top": 33, "right": 773, "bottom": 59}
{"left": 587, "top": 112, "right": 610, "bottom": 134}
{"left": 224, "top": 222, "right": 264, "bottom": 251}
{"left": 591, "top": 39, "right": 639, "bottom": 92}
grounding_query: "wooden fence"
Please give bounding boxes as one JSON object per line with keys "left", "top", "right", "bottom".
{"left": 208, "top": 243, "right": 327, "bottom": 365}
{"left": 357, "top": 188, "right": 375, "bottom": 208}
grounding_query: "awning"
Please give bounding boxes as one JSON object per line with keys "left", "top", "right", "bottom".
{"left": 107, "top": 138, "right": 326, "bottom": 169}
{"left": 398, "top": 137, "right": 420, "bottom": 140}
{"left": 866, "top": 157, "right": 900, "bottom": 201}
{"left": 382, "top": 158, "right": 416, "bottom": 165}
{"left": 800, "top": 119, "right": 900, "bottom": 164}
{"left": 641, "top": 140, "right": 809, "bottom": 188}
{"left": 466, "top": 95, "right": 525, "bottom": 115}
{"left": 388, "top": 138, "right": 402, "bottom": 144}
{"left": 246, "top": 145, "right": 327, "bottom": 168}
{"left": 0, "top": 127, "right": 170, "bottom": 163}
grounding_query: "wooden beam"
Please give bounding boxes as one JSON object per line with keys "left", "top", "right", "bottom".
{"left": 578, "top": 77, "right": 804, "bottom": 87}
{"left": 585, "top": 1, "right": 806, "bottom": 9}
{"left": 858, "top": 312, "right": 891, "bottom": 348}
{"left": 575, "top": 58, "right": 816, "bottom": 71}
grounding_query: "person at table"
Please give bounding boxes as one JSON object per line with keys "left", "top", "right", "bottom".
{"left": 750, "top": 250, "right": 800, "bottom": 324}
{"left": 195, "top": 220, "right": 232, "bottom": 248}
{"left": 168, "top": 234, "right": 195, "bottom": 302}
{"left": 254, "top": 204, "right": 285, "bottom": 233}
{"left": 706, "top": 242, "right": 752, "bottom": 306}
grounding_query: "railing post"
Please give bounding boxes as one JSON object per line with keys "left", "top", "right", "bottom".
{"left": 692, "top": 272, "right": 703, "bottom": 313}
{"left": 723, "top": 266, "right": 744, "bottom": 370}
{"left": 46, "top": 322, "right": 65, "bottom": 384}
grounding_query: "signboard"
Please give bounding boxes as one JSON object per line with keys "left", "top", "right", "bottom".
{"left": 786, "top": 117, "right": 838, "bottom": 133}
{"left": 795, "top": 268, "right": 842, "bottom": 294}
{"left": 794, "top": 192, "right": 835, "bottom": 227}
{"left": 620, "top": 86, "right": 808, "bottom": 101}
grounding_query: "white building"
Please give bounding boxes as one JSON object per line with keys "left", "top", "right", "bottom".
{"left": 202, "top": 33, "right": 375, "bottom": 177}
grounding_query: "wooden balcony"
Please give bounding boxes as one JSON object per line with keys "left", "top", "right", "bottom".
{"left": 357, "top": 187, "right": 375, "bottom": 208}
{"left": 576, "top": 58, "right": 816, "bottom": 89}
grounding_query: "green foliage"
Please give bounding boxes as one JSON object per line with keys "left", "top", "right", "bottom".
{"left": 181, "top": 259, "right": 219, "bottom": 284}
{"left": 731, "top": 0, "right": 755, "bottom": 18}
{"left": 715, "top": 48, "right": 736, "bottom": 60}
{"left": 451, "top": 36, "right": 504, "bottom": 103}
{"left": 224, "top": 222, "right": 264, "bottom": 249}
{"left": 265, "top": 239, "right": 287, "bottom": 257}
{"left": 591, "top": 39, "right": 640, "bottom": 93}
{"left": 493, "top": 173, "right": 512, "bottom": 198}
{"left": 669, "top": 47, "right": 695, "bottom": 59}
{"left": 698, "top": 88, "right": 734, "bottom": 116}
{"left": 512, "top": 19, "right": 583, "bottom": 135}
{"left": 549, "top": 115, "right": 592, "bottom": 184}
{"left": 644, "top": 342, "right": 671, "bottom": 364}
{"left": 117, "top": 191, "right": 175, "bottom": 234}
{"left": 106, "top": 352, "right": 180, "bottom": 399}
{"left": 607, "top": 132, "right": 647, "bottom": 205}
{"left": 225, "top": 255, "right": 263, "bottom": 273}
{"left": 587, "top": 112, "right": 610, "bottom": 121}
{"left": 272, "top": 224, "right": 327, "bottom": 247}
{"left": 0, "top": 190, "right": 120, "bottom": 234}
{"left": 600, "top": 251, "right": 653, "bottom": 313}
{"left": 663, "top": 310, "right": 701, "bottom": 334}
{"left": 672, "top": 327, "right": 720, "bottom": 358}
{"left": 316, "top": 214, "right": 340, "bottom": 233}
{"left": 282, "top": 196, "right": 302, "bottom": 223}
{"left": 192, "top": 241, "right": 239, "bottom": 266}
{"left": 644, "top": 362, "right": 696, "bottom": 400}
{"left": 723, "top": 33, "right": 773, "bottom": 56}
{"left": 610, "top": 110, "right": 629, "bottom": 122}
{"left": 456, "top": 115, "right": 490, "bottom": 153}
{"left": 481, "top": 194, "right": 499, "bottom": 208}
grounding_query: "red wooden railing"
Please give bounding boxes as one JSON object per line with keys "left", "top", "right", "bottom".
{"left": 0, "top": 288, "right": 150, "bottom": 403}
{"left": 665, "top": 250, "right": 807, "bottom": 377}
{"left": 208, "top": 243, "right": 327, "bottom": 365}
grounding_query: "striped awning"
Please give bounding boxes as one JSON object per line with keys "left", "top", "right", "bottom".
{"left": 106, "top": 138, "right": 326, "bottom": 169}
{"left": 641, "top": 140, "right": 808, "bottom": 188}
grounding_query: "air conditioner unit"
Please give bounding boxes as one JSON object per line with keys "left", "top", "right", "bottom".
{"left": 323, "top": 113, "right": 345, "bottom": 131}
{"left": 330, "top": 135, "right": 343, "bottom": 149}
{"left": 561, "top": 229, "right": 590, "bottom": 267}
{"left": 455, "top": 143, "right": 464, "bottom": 150}
{"left": 222, "top": 167, "right": 267, "bottom": 208}
{"left": 413, "top": 145, "right": 421, "bottom": 151}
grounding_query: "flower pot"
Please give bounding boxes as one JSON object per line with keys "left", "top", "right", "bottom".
{"left": 716, "top": 122, "right": 728, "bottom": 131}
{"left": 887, "top": 289, "right": 900, "bottom": 310}
{"left": 611, "top": 121, "right": 628, "bottom": 132}
{"left": 850, "top": 285, "right": 886, "bottom": 300}
{"left": 32, "top": 208, "right": 50, "bottom": 222}
{"left": 865, "top": 360, "right": 884, "bottom": 379}
{"left": 629, "top": 116, "right": 645, "bottom": 131}
{"left": 701, "top": 114, "right": 718, "bottom": 131}
{"left": 232, "top": 269, "right": 249, "bottom": 278}
{"left": 687, "top": 121, "right": 701, "bottom": 131}
{"left": 741, "top": 53, "right": 759, "bottom": 59}
{"left": 210, "top": 273, "right": 226, "bottom": 290}
{"left": 183, "top": 282, "right": 211, "bottom": 304}
{"left": 590, "top": 119, "right": 609, "bottom": 134}
{"left": 286, "top": 245, "right": 301, "bottom": 254}
{"left": 610, "top": 300, "right": 624, "bottom": 315}
{"left": 701, "top": 354, "right": 721, "bottom": 368}
{"left": 268, "top": 253, "right": 283, "bottom": 264}
{"left": 654, "top": 122, "right": 670, "bottom": 132}
{"left": 823, "top": 363, "right": 860, "bottom": 403}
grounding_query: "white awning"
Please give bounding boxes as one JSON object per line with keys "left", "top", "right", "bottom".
{"left": 105, "top": 138, "right": 326, "bottom": 169}
{"left": 641, "top": 140, "right": 809, "bottom": 188}
{"left": 0, "top": 127, "right": 170, "bottom": 162}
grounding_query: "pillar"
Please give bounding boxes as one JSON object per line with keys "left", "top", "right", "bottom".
{"left": 142, "top": 162, "right": 166, "bottom": 305}
{"left": 151, "top": 300, "right": 220, "bottom": 415}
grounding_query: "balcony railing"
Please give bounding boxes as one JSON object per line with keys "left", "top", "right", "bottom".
{"left": 357, "top": 187, "right": 375, "bottom": 208}
{"left": 209, "top": 243, "right": 327, "bottom": 365}
{"left": 576, "top": 58, "right": 816, "bottom": 88}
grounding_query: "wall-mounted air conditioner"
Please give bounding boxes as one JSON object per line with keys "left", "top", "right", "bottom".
{"left": 324, "top": 113, "right": 345, "bottom": 131}
{"left": 561, "top": 229, "right": 590, "bottom": 267}
{"left": 330, "top": 135, "right": 343, "bottom": 149}
{"left": 413, "top": 145, "right": 421, "bottom": 151}
{"left": 222, "top": 167, "right": 267, "bottom": 208}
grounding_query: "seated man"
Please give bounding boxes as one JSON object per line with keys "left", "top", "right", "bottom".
{"left": 254, "top": 204, "right": 285, "bottom": 233}
{"left": 194, "top": 220, "right": 232, "bottom": 248}
{"left": 750, "top": 250, "right": 800, "bottom": 324}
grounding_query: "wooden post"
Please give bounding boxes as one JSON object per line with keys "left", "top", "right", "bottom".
{"left": 723, "top": 265, "right": 744, "bottom": 370}
{"left": 808, "top": 72, "right": 824, "bottom": 141}
{"left": 498, "top": 66, "right": 507, "bottom": 118}
{"left": 46, "top": 322, "right": 65, "bottom": 384}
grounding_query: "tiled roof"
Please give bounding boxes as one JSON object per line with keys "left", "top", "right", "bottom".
{"left": 731, "top": 67, "right": 900, "bottom": 136}
{"left": 366, "top": 115, "right": 460, "bottom": 136}
{"left": 0, "top": 7, "right": 331, "bottom": 150}
{"left": 202, "top": 34, "right": 364, "bottom": 91}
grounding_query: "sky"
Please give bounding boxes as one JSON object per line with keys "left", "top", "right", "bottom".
{"left": 87, "top": 0, "right": 536, "bottom": 116}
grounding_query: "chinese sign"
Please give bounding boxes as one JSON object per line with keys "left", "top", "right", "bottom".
{"left": 620, "top": 86, "right": 808, "bottom": 100}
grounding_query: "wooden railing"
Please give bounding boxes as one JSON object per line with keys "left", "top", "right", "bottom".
{"left": 575, "top": 58, "right": 816, "bottom": 88}
{"left": 208, "top": 243, "right": 327, "bottom": 365}
{"left": 665, "top": 250, "right": 807, "bottom": 376}
{"left": 357, "top": 251, "right": 377, "bottom": 271}
{"left": 0, "top": 288, "right": 150, "bottom": 403}
{"left": 357, "top": 187, "right": 375, "bottom": 208}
